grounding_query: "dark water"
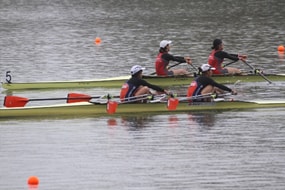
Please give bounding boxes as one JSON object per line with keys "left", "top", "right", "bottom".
{"left": 0, "top": 0, "right": 285, "bottom": 189}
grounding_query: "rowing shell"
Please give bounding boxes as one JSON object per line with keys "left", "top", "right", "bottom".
{"left": 1, "top": 99, "right": 284, "bottom": 119}
{"left": 2, "top": 74, "right": 285, "bottom": 90}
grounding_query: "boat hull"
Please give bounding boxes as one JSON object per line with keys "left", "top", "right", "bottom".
{"left": 1, "top": 100, "right": 285, "bottom": 119}
{"left": 2, "top": 74, "right": 285, "bottom": 90}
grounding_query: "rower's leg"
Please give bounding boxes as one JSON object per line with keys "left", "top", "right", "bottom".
{"left": 226, "top": 67, "right": 242, "bottom": 75}
{"left": 171, "top": 69, "right": 189, "bottom": 76}
{"left": 201, "top": 85, "right": 215, "bottom": 102}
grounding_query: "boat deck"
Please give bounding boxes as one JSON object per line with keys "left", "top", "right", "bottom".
{"left": 2, "top": 74, "right": 285, "bottom": 90}
{"left": 1, "top": 100, "right": 285, "bottom": 119}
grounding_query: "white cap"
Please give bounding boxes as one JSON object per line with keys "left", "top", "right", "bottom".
{"left": 201, "top": 64, "right": 216, "bottom": 72}
{"left": 130, "top": 65, "right": 145, "bottom": 75}
{"left": 160, "top": 40, "right": 172, "bottom": 48}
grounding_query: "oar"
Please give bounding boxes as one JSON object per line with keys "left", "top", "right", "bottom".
{"left": 3, "top": 93, "right": 118, "bottom": 108}
{"left": 189, "top": 63, "right": 198, "bottom": 71}
{"left": 187, "top": 63, "right": 199, "bottom": 77}
{"left": 66, "top": 93, "right": 115, "bottom": 103}
{"left": 242, "top": 60, "right": 272, "bottom": 84}
{"left": 222, "top": 60, "right": 238, "bottom": 68}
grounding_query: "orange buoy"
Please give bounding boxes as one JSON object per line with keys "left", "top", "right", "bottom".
{"left": 27, "top": 176, "right": 39, "bottom": 186}
{"left": 278, "top": 45, "right": 284, "bottom": 52}
{"left": 94, "top": 37, "right": 101, "bottom": 45}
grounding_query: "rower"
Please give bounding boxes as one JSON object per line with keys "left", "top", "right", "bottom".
{"left": 120, "top": 65, "right": 169, "bottom": 102}
{"left": 155, "top": 40, "right": 193, "bottom": 76}
{"left": 187, "top": 64, "right": 237, "bottom": 102}
{"left": 208, "top": 39, "right": 247, "bottom": 75}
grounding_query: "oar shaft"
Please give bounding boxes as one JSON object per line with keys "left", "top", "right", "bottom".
{"left": 27, "top": 96, "right": 102, "bottom": 102}
{"left": 168, "top": 62, "right": 183, "bottom": 69}
{"left": 242, "top": 61, "right": 272, "bottom": 84}
{"left": 178, "top": 93, "right": 213, "bottom": 102}
{"left": 189, "top": 63, "right": 198, "bottom": 71}
{"left": 178, "top": 92, "right": 232, "bottom": 102}
{"left": 117, "top": 93, "right": 165, "bottom": 103}
{"left": 222, "top": 60, "right": 238, "bottom": 68}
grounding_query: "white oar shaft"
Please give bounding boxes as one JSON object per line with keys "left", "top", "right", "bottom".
{"left": 178, "top": 93, "right": 213, "bottom": 102}
{"left": 178, "top": 93, "right": 232, "bottom": 102}
{"left": 243, "top": 60, "right": 272, "bottom": 84}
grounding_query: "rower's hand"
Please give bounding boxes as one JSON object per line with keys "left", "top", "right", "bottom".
{"left": 164, "top": 90, "right": 170, "bottom": 95}
{"left": 184, "top": 56, "right": 192, "bottom": 65}
{"left": 239, "top": 55, "right": 247, "bottom": 61}
{"left": 231, "top": 90, "right": 238, "bottom": 95}
{"left": 165, "top": 90, "right": 175, "bottom": 97}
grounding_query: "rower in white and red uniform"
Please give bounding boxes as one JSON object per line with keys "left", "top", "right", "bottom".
{"left": 155, "top": 40, "right": 192, "bottom": 76}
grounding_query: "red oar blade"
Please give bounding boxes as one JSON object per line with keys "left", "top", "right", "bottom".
{"left": 67, "top": 93, "right": 92, "bottom": 103}
{"left": 106, "top": 101, "right": 118, "bottom": 114}
{"left": 167, "top": 98, "right": 179, "bottom": 110}
{"left": 4, "top": 96, "right": 29, "bottom": 107}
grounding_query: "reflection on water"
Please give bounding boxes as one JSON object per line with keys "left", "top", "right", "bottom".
{"left": 188, "top": 112, "right": 216, "bottom": 128}
{"left": 278, "top": 52, "right": 284, "bottom": 62}
{"left": 106, "top": 112, "right": 218, "bottom": 130}
{"left": 121, "top": 115, "right": 151, "bottom": 129}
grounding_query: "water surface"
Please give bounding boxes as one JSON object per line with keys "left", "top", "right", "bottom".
{"left": 0, "top": 0, "right": 285, "bottom": 189}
